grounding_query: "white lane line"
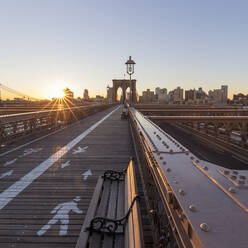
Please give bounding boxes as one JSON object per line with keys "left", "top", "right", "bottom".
{"left": 0, "top": 107, "right": 115, "bottom": 157}
{"left": 0, "top": 170, "right": 14, "bottom": 179}
{"left": 3, "top": 158, "right": 17, "bottom": 167}
{"left": 0, "top": 106, "right": 120, "bottom": 210}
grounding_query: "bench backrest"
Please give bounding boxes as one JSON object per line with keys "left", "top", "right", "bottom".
{"left": 76, "top": 158, "right": 144, "bottom": 248}
{"left": 125, "top": 159, "right": 144, "bottom": 248}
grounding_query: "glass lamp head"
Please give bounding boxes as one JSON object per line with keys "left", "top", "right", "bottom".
{"left": 125, "top": 56, "right": 135, "bottom": 75}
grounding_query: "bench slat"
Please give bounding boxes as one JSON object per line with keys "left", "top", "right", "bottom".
{"left": 124, "top": 168, "right": 129, "bottom": 248}
{"left": 115, "top": 180, "right": 125, "bottom": 248}
{"left": 89, "top": 180, "right": 111, "bottom": 248}
{"left": 75, "top": 176, "right": 104, "bottom": 248}
{"left": 126, "top": 164, "right": 135, "bottom": 248}
{"left": 103, "top": 181, "right": 118, "bottom": 248}
{"left": 130, "top": 161, "right": 143, "bottom": 248}
{"left": 76, "top": 158, "right": 144, "bottom": 248}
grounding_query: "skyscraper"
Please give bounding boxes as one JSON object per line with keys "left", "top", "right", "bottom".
{"left": 173, "top": 87, "right": 184, "bottom": 102}
{"left": 83, "top": 89, "right": 89, "bottom": 100}
{"left": 221, "top": 85, "right": 228, "bottom": 102}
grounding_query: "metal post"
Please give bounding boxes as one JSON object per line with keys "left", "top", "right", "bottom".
{"left": 130, "top": 74, "right": 132, "bottom": 105}
{"left": 125, "top": 56, "right": 135, "bottom": 106}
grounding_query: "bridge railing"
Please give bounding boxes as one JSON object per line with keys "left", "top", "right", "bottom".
{"left": 128, "top": 107, "right": 248, "bottom": 248}
{"left": 147, "top": 115, "right": 248, "bottom": 160}
{"left": 128, "top": 107, "right": 190, "bottom": 248}
{"left": 0, "top": 104, "right": 116, "bottom": 146}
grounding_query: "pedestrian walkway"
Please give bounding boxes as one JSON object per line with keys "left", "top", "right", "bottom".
{"left": 0, "top": 106, "right": 135, "bottom": 248}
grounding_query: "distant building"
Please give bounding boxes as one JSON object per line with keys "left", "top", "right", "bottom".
{"left": 107, "top": 86, "right": 113, "bottom": 103}
{"left": 208, "top": 85, "right": 228, "bottom": 103}
{"left": 63, "top": 88, "right": 74, "bottom": 98}
{"left": 173, "top": 87, "right": 184, "bottom": 102}
{"left": 95, "top": 95, "right": 104, "bottom": 103}
{"left": 208, "top": 89, "right": 222, "bottom": 103}
{"left": 195, "top": 87, "right": 207, "bottom": 100}
{"left": 185, "top": 89, "right": 195, "bottom": 101}
{"left": 233, "top": 93, "right": 248, "bottom": 105}
{"left": 83, "top": 89, "right": 89, "bottom": 100}
{"left": 221, "top": 85, "right": 228, "bottom": 102}
{"left": 185, "top": 87, "right": 207, "bottom": 104}
{"left": 155, "top": 87, "right": 161, "bottom": 95}
{"left": 155, "top": 87, "right": 168, "bottom": 103}
{"left": 168, "top": 91, "right": 174, "bottom": 102}
{"left": 139, "top": 89, "right": 156, "bottom": 103}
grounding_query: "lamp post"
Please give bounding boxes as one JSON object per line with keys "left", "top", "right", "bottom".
{"left": 125, "top": 56, "right": 135, "bottom": 105}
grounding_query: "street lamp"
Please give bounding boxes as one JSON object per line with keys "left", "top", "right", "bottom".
{"left": 125, "top": 56, "right": 135, "bottom": 104}
{"left": 125, "top": 56, "right": 135, "bottom": 78}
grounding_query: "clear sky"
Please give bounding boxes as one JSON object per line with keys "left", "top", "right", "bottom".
{"left": 0, "top": 0, "right": 247, "bottom": 99}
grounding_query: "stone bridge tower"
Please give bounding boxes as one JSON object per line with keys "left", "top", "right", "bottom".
{"left": 112, "top": 79, "right": 137, "bottom": 104}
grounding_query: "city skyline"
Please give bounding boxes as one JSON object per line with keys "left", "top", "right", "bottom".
{"left": 1, "top": 0, "right": 248, "bottom": 99}
{"left": 0, "top": 82, "right": 232, "bottom": 100}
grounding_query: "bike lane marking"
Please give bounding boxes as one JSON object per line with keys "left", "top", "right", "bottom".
{"left": 0, "top": 106, "right": 120, "bottom": 210}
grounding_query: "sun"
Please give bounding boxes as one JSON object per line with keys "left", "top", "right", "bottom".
{"left": 47, "top": 83, "right": 66, "bottom": 99}
{"left": 52, "top": 89, "right": 65, "bottom": 99}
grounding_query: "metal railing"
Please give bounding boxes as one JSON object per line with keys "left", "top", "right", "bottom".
{"left": 129, "top": 107, "right": 248, "bottom": 248}
{"left": 0, "top": 104, "right": 116, "bottom": 146}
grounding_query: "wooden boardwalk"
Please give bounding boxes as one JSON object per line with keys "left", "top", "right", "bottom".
{"left": 0, "top": 106, "right": 142, "bottom": 248}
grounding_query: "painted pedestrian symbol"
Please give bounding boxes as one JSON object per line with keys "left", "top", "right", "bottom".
{"left": 0, "top": 170, "right": 13, "bottom": 179}
{"left": 37, "top": 196, "right": 83, "bottom": 236}
{"left": 61, "top": 160, "right": 71, "bottom": 169}
{"left": 4, "top": 158, "right": 17, "bottom": 167}
{"left": 72, "top": 146, "right": 88, "bottom": 154}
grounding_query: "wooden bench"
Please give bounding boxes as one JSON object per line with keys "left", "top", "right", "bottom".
{"left": 76, "top": 158, "right": 144, "bottom": 248}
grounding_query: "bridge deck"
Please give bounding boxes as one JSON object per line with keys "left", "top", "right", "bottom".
{"left": 0, "top": 106, "right": 150, "bottom": 247}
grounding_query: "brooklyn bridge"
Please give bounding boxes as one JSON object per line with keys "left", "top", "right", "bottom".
{"left": 0, "top": 97, "right": 248, "bottom": 248}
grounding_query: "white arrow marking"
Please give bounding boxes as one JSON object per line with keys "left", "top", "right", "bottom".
{"left": 37, "top": 196, "right": 83, "bottom": 236}
{"left": 72, "top": 146, "right": 88, "bottom": 155}
{"left": 4, "top": 158, "right": 17, "bottom": 167}
{"left": 0, "top": 107, "right": 119, "bottom": 210}
{"left": 20, "top": 148, "right": 42, "bottom": 158}
{"left": 82, "top": 169, "right": 92, "bottom": 180}
{"left": 61, "top": 161, "right": 71, "bottom": 169}
{"left": 0, "top": 170, "right": 14, "bottom": 179}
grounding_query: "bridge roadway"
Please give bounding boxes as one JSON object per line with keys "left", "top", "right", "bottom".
{"left": 0, "top": 106, "right": 146, "bottom": 247}
{"left": 159, "top": 123, "right": 248, "bottom": 170}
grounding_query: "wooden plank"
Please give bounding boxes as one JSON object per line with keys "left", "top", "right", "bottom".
{"left": 89, "top": 180, "right": 111, "bottom": 248}
{"left": 0, "top": 236, "right": 78, "bottom": 243}
{"left": 129, "top": 161, "right": 143, "bottom": 248}
{"left": 0, "top": 243, "right": 76, "bottom": 248}
{"left": 0, "top": 224, "right": 82, "bottom": 230}
{"left": 0, "top": 229, "right": 80, "bottom": 236}
{"left": 0, "top": 243, "right": 75, "bottom": 248}
{"left": 75, "top": 176, "right": 104, "bottom": 248}
{"left": 0, "top": 107, "right": 141, "bottom": 248}
{"left": 103, "top": 181, "right": 118, "bottom": 248}
{"left": 124, "top": 164, "right": 130, "bottom": 248}
{"left": 127, "top": 161, "right": 135, "bottom": 248}
{"left": 115, "top": 180, "right": 125, "bottom": 248}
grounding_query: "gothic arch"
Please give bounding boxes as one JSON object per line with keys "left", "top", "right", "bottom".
{"left": 112, "top": 79, "right": 137, "bottom": 104}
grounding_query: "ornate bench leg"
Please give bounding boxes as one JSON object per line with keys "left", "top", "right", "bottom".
{"left": 86, "top": 195, "right": 140, "bottom": 235}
